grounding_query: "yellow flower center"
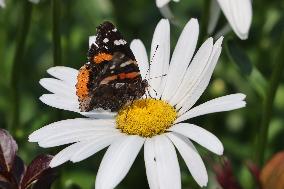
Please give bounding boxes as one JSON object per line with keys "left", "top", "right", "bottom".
{"left": 116, "top": 99, "right": 177, "bottom": 137}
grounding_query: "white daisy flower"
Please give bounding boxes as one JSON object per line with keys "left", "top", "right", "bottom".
{"left": 156, "top": 0, "right": 252, "bottom": 40}
{"left": 29, "top": 19, "right": 246, "bottom": 188}
{"left": 0, "top": 0, "right": 41, "bottom": 8}
{"left": 0, "top": 0, "right": 5, "bottom": 8}
{"left": 28, "top": 0, "right": 41, "bottom": 4}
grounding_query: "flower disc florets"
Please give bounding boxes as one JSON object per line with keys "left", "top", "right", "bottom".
{"left": 116, "top": 99, "right": 177, "bottom": 137}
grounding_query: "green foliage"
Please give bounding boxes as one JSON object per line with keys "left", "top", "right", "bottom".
{"left": 0, "top": 0, "right": 283, "bottom": 188}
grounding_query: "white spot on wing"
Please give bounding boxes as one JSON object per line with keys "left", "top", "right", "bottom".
{"left": 103, "top": 38, "right": 109, "bottom": 43}
{"left": 115, "top": 83, "right": 125, "bottom": 88}
{"left": 112, "top": 28, "right": 117, "bottom": 32}
{"left": 120, "top": 60, "right": 133, "bottom": 67}
{"left": 114, "top": 39, "right": 127, "bottom": 46}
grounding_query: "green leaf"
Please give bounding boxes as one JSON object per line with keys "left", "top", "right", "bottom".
{"left": 225, "top": 39, "right": 268, "bottom": 98}
{"left": 226, "top": 39, "right": 253, "bottom": 76}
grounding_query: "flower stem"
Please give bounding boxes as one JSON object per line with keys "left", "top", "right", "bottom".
{"left": 9, "top": 1, "right": 33, "bottom": 132}
{"left": 257, "top": 34, "right": 284, "bottom": 165}
{"left": 52, "top": 0, "right": 62, "bottom": 66}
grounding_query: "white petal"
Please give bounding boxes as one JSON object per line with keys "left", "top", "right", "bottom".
{"left": 0, "top": 0, "right": 5, "bottom": 8}
{"left": 208, "top": 0, "right": 221, "bottom": 34}
{"left": 29, "top": 118, "right": 115, "bottom": 142}
{"left": 28, "top": 0, "right": 40, "bottom": 3}
{"left": 47, "top": 66, "right": 78, "bottom": 86}
{"left": 95, "top": 135, "right": 144, "bottom": 189}
{"left": 176, "top": 93, "right": 246, "bottom": 123}
{"left": 149, "top": 19, "right": 170, "bottom": 98}
{"left": 39, "top": 94, "right": 116, "bottom": 118}
{"left": 167, "top": 133, "right": 208, "bottom": 187}
{"left": 130, "top": 39, "right": 149, "bottom": 80}
{"left": 155, "top": 135, "right": 181, "bottom": 189}
{"left": 38, "top": 130, "right": 119, "bottom": 148}
{"left": 89, "top": 35, "right": 97, "bottom": 47}
{"left": 49, "top": 142, "right": 85, "bottom": 168}
{"left": 80, "top": 110, "right": 116, "bottom": 119}
{"left": 39, "top": 78, "right": 77, "bottom": 99}
{"left": 42, "top": 67, "right": 114, "bottom": 119}
{"left": 70, "top": 133, "right": 122, "bottom": 162}
{"left": 169, "top": 37, "right": 213, "bottom": 106}
{"left": 156, "top": 0, "right": 171, "bottom": 8}
{"left": 144, "top": 138, "right": 159, "bottom": 189}
{"left": 39, "top": 94, "right": 79, "bottom": 112}
{"left": 216, "top": 0, "right": 252, "bottom": 40}
{"left": 177, "top": 37, "right": 223, "bottom": 114}
{"left": 168, "top": 123, "right": 224, "bottom": 155}
{"left": 162, "top": 19, "right": 199, "bottom": 101}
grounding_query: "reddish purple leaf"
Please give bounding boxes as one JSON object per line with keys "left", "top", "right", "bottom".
{"left": 0, "top": 174, "right": 12, "bottom": 189}
{"left": 0, "top": 174, "right": 9, "bottom": 183}
{"left": 0, "top": 129, "right": 18, "bottom": 173}
{"left": 246, "top": 161, "right": 261, "bottom": 188}
{"left": 32, "top": 169, "right": 57, "bottom": 189}
{"left": 213, "top": 158, "right": 243, "bottom": 189}
{"left": 12, "top": 156, "right": 25, "bottom": 185}
{"left": 0, "top": 181, "right": 12, "bottom": 189}
{"left": 20, "top": 154, "right": 53, "bottom": 189}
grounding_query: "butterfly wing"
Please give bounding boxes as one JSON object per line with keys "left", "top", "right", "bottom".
{"left": 76, "top": 21, "right": 147, "bottom": 112}
{"left": 88, "top": 21, "right": 135, "bottom": 64}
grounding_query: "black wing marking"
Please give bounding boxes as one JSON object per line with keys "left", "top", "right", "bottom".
{"left": 88, "top": 21, "right": 135, "bottom": 63}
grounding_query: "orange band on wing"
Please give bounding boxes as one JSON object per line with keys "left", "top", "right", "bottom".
{"left": 94, "top": 53, "right": 113, "bottom": 64}
{"left": 99, "top": 72, "right": 139, "bottom": 85}
{"left": 118, "top": 72, "right": 139, "bottom": 79}
{"left": 76, "top": 66, "right": 90, "bottom": 99}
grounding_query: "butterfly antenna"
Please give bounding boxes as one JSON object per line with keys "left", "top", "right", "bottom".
{"left": 148, "top": 74, "right": 167, "bottom": 80}
{"left": 152, "top": 88, "right": 158, "bottom": 97}
{"left": 145, "top": 45, "right": 159, "bottom": 79}
{"left": 146, "top": 84, "right": 158, "bottom": 98}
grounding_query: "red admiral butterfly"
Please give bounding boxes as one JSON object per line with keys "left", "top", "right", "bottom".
{"left": 76, "top": 21, "right": 148, "bottom": 112}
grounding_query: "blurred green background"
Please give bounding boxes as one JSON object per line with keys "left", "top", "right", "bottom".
{"left": 0, "top": 0, "right": 284, "bottom": 188}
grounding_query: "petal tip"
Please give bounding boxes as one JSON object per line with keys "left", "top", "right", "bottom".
{"left": 187, "top": 18, "right": 199, "bottom": 29}
{"left": 28, "top": 134, "right": 37, "bottom": 142}
{"left": 240, "top": 93, "right": 247, "bottom": 100}
{"left": 49, "top": 159, "right": 61, "bottom": 168}
{"left": 217, "top": 145, "right": 224, "bottom": 155}
{"left": 46, "top": 66, "right": 58, "bottom": 74}
{"left": 156, "top": 0, "right": 170, "bottom": 8}
{"left": 238, "top": 32, "right": 249, "bottom": 40}
{"left": 197, "top": 174, "right": 208, "bottom": 187}
{"left": 39, "top": 78, "right": 47, "bottom": 87}
{"left": 215, "top": 36, "right": 224, "bottom": 46}
{"left": 39, "top": 94, "right": 46, "bottom": 102}
{"left": 190, "top": 18, "right": 198, "bottom": 24}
